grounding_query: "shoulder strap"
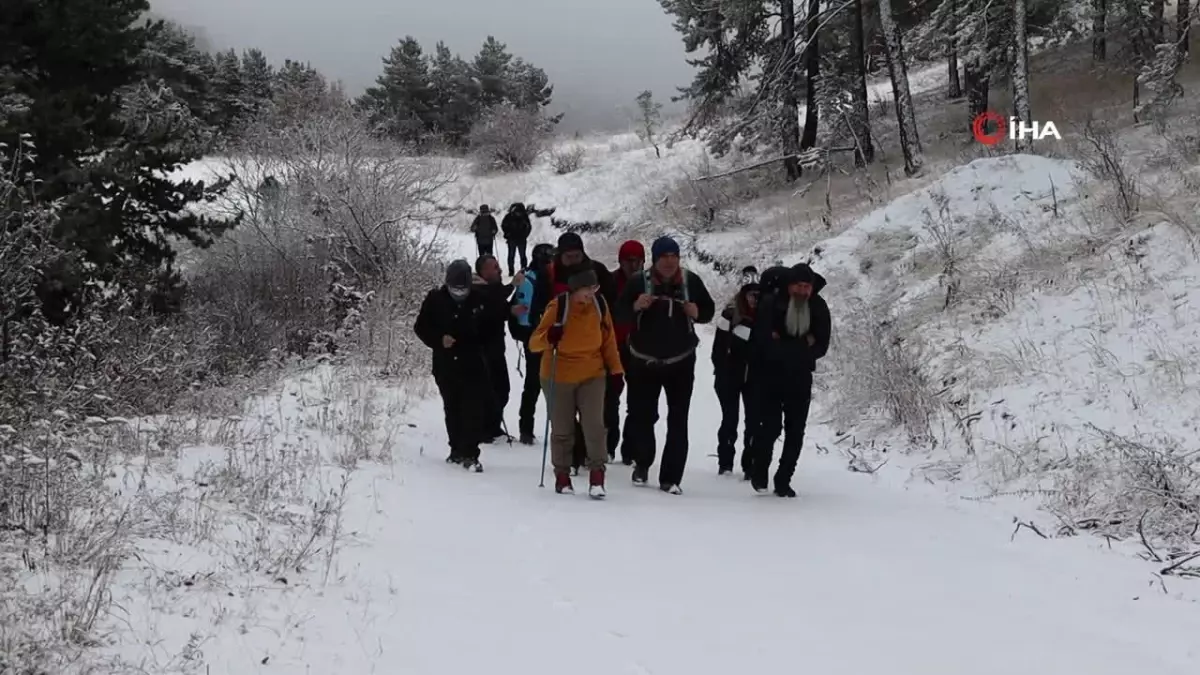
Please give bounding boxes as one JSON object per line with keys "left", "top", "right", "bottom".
{"left": 681, "top": 269, "right": 690, "bottom": 303}
{"left": 643, "top": 269, "right": 652, "bottom": 296}
{"left": 554, "top": 292, "right": 569, "bottom": 327}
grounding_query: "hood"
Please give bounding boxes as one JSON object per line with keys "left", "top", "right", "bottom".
{"left": 809, "top": 271, "right": 827, "bottom": 294}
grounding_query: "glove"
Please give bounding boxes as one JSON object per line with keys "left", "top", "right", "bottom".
{"left": 547, "top": 325, "right": 564, "bottom": 346}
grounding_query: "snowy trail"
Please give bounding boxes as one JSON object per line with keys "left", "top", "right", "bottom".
{"left": 331, "top": 328, "right": 1200, "bottom": 675}
{"left": 204, "top": 234, "right": 1200, "bottom": 674}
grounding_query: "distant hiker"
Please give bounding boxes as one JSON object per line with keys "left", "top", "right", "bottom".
{"left": 501, "top": 203, "right": 533, "bottom": 277}
{"left": 529, "top": 265, "right": 623, "bottom": 497}
{"left": 530, "top": 231, "right": 619, "bottom": 473}
{"left": 616, "top": 235, "right": 715, "bottom": 494}
{"left": 746, "top": 263, "right": 831, "bottom": 497}
{"left": 712, "top": 281, "right": 761, "bottom": 477}
{"left": 608, "top": 239, "right": 645, "bottom": 464}
{"left": 509, "top": 243, "right": 556, "bottom": 444}
{"left": 474, "top": 254, "right": 522, "bottom": 442}
{"left": 470, "top": 204, "right": 499, "bottom": 257}
{"left": 413, "top": 259, "right": 507, "bottom": 471}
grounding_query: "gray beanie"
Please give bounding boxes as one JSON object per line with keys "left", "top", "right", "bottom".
{"left": 445, "top": 259, "right": 472, "bottom": 289}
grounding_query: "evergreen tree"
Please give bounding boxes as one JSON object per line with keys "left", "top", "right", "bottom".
{"left": 0, "top": 0, "right": 236, "bottom": 297}
{"left": 138, "top": 20, "right": 214, "bottom": 129}
{"left": 211, "top": 48, "right": 249, "bottom": 132}
{"left": 472, "top": 36, "right": 514, "bottom": 109}
{"left": 635, "top": 90, "right": 664, "bottom": 157}
{"left": 240, "top": 48, "right": 275, "bottom": 118}
{"left": 360, "top": 37, "right": 434, "bottom": 144}
{"left": 428, "top": 42, "right": 480, "bottom": 147}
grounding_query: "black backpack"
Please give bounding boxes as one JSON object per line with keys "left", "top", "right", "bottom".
{"left": 759, "top": 266, "right": 791, "bottom": 298}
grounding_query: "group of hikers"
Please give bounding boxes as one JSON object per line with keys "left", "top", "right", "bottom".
{"left": 413, "top": 205, "right": 831, "bottom": 500}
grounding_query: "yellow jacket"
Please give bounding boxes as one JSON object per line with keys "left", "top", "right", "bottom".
{"left": 530, "top": 295, "right": 624, "bottom": 383}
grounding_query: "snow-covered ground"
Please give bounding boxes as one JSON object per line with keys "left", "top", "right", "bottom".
{"left": 68, "top": 225, "right": 1198, "bottom": 674}
{"left": 21, "top": 62, "right": 1200, "bottom": 672}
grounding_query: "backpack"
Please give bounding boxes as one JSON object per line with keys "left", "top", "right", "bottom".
{"left": 553, "top": 291, "right": 610, "bottom": 336}
{"left": 514, "top": 270, "right": 537, "bottom": 327}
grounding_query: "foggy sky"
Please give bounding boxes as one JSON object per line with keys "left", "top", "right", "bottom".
{"left": 150, "top": 0, "right": 694, "bottom": 132}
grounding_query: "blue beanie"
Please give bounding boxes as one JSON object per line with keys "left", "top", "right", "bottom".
{"left": 651, "top": 236, "right": 680, "bottom": 261}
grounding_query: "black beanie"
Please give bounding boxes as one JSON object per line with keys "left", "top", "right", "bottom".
{"left": 445, "top": 259, "right": 472, "bottom": 288}
{"left": 557, "top": 232, "right": 584, "bottom": 253}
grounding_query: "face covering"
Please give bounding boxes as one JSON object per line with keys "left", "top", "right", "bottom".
{"left": 448, "top": 286, "right": 469, "bottom": 301}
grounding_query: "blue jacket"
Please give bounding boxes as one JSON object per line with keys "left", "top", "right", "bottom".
{"left": 514, "top": 269, "right": 536, "bottom": 327}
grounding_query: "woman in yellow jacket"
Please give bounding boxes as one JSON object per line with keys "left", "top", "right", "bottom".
{"left": 529, "top": 266, "right": 624, "bottom": 497}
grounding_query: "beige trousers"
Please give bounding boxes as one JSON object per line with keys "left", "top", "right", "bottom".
{"left": 542, "top": 376, "right": 607, "bottom": 474}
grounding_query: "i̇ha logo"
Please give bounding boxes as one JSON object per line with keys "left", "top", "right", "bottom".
{"left": 971, "top": 111, "right": 1061, "bottom": 146}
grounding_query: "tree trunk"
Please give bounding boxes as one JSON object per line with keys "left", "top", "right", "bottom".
{"left": 964, "top": 58, "right": 990, "bottom": 129}
{"left": 1179, "top": 0, "right": 1191, "bottom": 57}
{"left": 1093, "top": 0, "right": 1107, "bottom": 62}
{"left": 800, "top": 0, "right": 821, "bottom": 150}
{"left": 780, "top": 0, "right": 803, "bottom": 180}
{"left": 1012, "top": 0, "right": 1032, "bottom": 151}
{"left": 877, "top": 0, "right": 923, "bottom": 175}
{"left": 1151, "top": 0, "right": 1165, "bottom": 44}
{"left": 849, "top": 0, "right": 875, "bottom": 165}
{"left": 947, "top": 0, "right": 962, "bottom": 98}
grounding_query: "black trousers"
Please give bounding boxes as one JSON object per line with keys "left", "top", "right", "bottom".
{"left": 506, "top": 240, "right": 528, "bottom": 276}
{"left": 518, "top": 346, "right": 542, "bottom": 436}
{"left": 482, "top": 345, "right": 509, "bottom": 437}
{"left": 605, "top": 344, "right": 633, "bottom": 461}
{"left": 715, "top": 369, "right": 756, "bottom": 472}
{"left": 434, "top": 370, "right": 485, "bottom": 460}
{"left": 748, "top": 372, "right": 813, "bottom": 489}
{"left": 477, "top": 237, "right": 494, "bottom": 257}
{"left": 625, "top": 355, "right": 696, "bottom": 486}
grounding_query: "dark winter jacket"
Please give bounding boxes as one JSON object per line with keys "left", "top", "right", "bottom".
{"left": 616, "top": 268, "right": 716, "bottom": 365}
{"left": 472, "top": 275, "right": 514, "bottom": 350}
{"left": 470, "top": 214, "right": 499, "bottom": 241}
{"left": 611, "top": 267, "right": 636, "bottom": 346}
{"left": 711, "top": 289, "right": 757, "bottom": 387}
{"left": 501, "top": 209, "right": 532, "bottom": 242}
{"left": 413, "top": 285, "right": 506, "bottom": 377}
{"left": 749, "top": 271, "right": 830, "bottom": 378}
{"left": 529, "top": 256, "right": 617, "bottom": 330}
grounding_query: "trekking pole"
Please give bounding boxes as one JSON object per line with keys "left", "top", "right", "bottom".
{"left": 539, "top": 348, "right": 559, "bottom": 487}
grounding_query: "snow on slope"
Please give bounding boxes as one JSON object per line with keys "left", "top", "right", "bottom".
{"left": 85, "top": 226, "right": 1199, "bottom": 674}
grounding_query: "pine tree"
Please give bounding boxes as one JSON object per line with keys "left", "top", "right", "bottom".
{"left": 472, "top": 36, "right": 514, "bottom": 109}
{"left": 360, "top": 37, "right": 434, "bottom": 145}
{"left": 240, "top": 48, "right": 275, "bottom": 118}
{"left": 0, "top": 0, "right": 236, "bottom": 292}
{"left": 428, "top": 42, "right": 479, "bottom": 148}
{"left": 211, "top": 48, "right": 249, "bottom": 133}
{"left": 635, "top": 90, "right": 664, "bottom": 157}
{"left": 506, "top": 57, "right": 559, "bottom": 122}
{"left": 139, "top": 21, "right": 214, "bottom": 129}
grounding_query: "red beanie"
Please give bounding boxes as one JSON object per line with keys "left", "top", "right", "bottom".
{"left": 618, "top": 240, "right": 645, "bottom": 260}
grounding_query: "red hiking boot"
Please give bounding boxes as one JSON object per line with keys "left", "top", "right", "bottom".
{"left": 554, "top": 472, "right": 574, "bottom": 495}
{"left": 588, "top": 468, "right": 606, "bottom": 499}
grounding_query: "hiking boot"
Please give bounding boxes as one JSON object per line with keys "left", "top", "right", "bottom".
{"left": 445, "top": 454, "right": 462, "bottom": 464}
{"left": 631, "top": 465, "right": 648, "bottom": 486}
{"left": 751, "top": 476, "right": 770, "bottom": 494}
{"left": 519, "top": 433, "right": 535, "bottom": 445}
{"left": 588, "top": 469, "right": 606, "bottom": 499}
{"left": 570, "top": 466, "right": 581, "bottom": 477}
{"left": 555, "top": 473, "right": 574, "bottom": 494}
{"left": 463, "top": 459, "right": 484, "bottom": 473}
{"left": 718, "top": 466, "right": 734, "bottom": 476}
{"left": 659, "top": 483, "right": 682, "bottom": 495}
{"left": 774, "top": 483, "right": 797, "bottom": 498}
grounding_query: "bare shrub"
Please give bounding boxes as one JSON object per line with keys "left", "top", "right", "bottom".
{"left": 468, "top": 102, "right": 552, "bottom": 172}
{"left": 1073, "top": 118, "right": 1140, "bottom": 223}
{"left": 549, "top": 144, "right": 585, "bottom": 174}
{"left": 827, "top": 300, "right": 940, "bottom": 445}
{"left": 198, "top": 98, "right": 451, "bottom": 370}
{"left": 647, "top": 151, "right": 757, "bottom": 236}
{"left": 1051, "top": 425, "right": 1200, "bottom": 553}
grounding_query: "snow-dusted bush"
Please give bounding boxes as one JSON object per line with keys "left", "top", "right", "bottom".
{"left": 197, "top": 100, "right": 450, "bottom": 371}
{"left": 549, "top": 144, "right": 585, "bottom": 174}
{"left": 827, "top": 299, "right": 940, "bottom": 446}
{"left": 468, "top": 102, "right": 552, "bottom": 172}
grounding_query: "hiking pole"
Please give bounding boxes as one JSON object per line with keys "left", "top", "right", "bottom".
{"left": 539, "top": 348, "right": 558, "bottom": 487}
